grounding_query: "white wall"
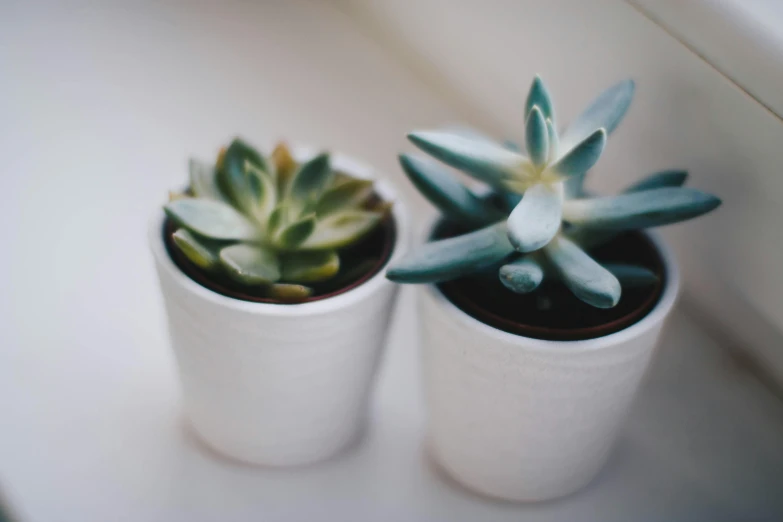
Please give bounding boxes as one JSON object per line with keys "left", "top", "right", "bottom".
{"left": 336, "top": 0, "right": 783, "bottom": 382}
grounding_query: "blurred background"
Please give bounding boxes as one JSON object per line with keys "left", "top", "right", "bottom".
{"left": 1, "top": 1, "right": 783, "bottom": 520}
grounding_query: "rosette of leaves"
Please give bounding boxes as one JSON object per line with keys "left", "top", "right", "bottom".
{"left": 165, "top": 139, "right": 388, "bottom": 302}
{"left": 387, "top": 76, "right": 721, "bottom": 308}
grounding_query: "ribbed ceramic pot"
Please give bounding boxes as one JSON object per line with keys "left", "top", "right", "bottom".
{"left": 150, "top": 151, "right": 408, "bottom": 466}
{"left": 419, "top": 229, "right": 679, "bottom": 501}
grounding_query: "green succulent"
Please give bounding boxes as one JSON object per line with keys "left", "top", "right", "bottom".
{"left": 387, "top": 76, "right": 721, "bottom": 308}
{"left": 165, "top": 139, "right": 387, "bottom": 301}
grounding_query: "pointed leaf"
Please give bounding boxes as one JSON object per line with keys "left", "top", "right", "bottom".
{"left": 399, "top": 154, "right": 502, "bottom": 226}
{"left": 271, "top": 142, "right": 298, "bottom": 199}
{"left": 276, "top": 214, "right": 316, "bottom": 249}
{"left": 189, "top": 159, "right": 225, "bottom": 200}
{"left": 386, "top": 222, "right": 514, "bottom": 283}
{"left": 271, "top": 142, "right": 296, "bottom": 178}
{"left": 525, "top": 106, "right": 549, "bottom": 166}
{"left": 164, "top": 199, "right": 258, "bottom": 240}
{"left": 546, "top": 118, "right": 559, "bottom": 164}
{"left": 300, "top": 211, "right": 381, "bottom": 250}
{"left": 499, "top": 256, "right": 544, "bottom": 294}
{"left": 171, "top": 228, "right": 220, "bottom": 270}
{"left": 548, "top": 128, "right": 606, "bottom": 178}
{"left": 604, "top": 263, "right": 659, "bottom": 288}
{"left": 288, "top": 153, "right": 333, "bottom": 208}
{"left": 559, "top": 79, "right": 635, "bottom": 153}
{"left": 315, "top": 178, "right": 374, "bottom": 217}
{"left": 266, "top": 283, "right": 313, "bottom": 302}
{"left": 525, "top": 75, "right": 555, "bottom": 123}
{"left": 281, "top": 250, "right": 340, "bottom": 283}
{"left": 230, "top": 138, "right": 270, "bottom": 172}
{"left": 267, "top": 202, "right": 288, "bottom": 236}
{"left": 244, "top": 161, "right": 278, "bottom": 224}
{"left": 407, "top": 131, "right": 531, "bottom": 187}
{"left": 218, "top": 139, "right": 276, "bottom": 222}
{"left": 507, "top": 182, "right": 563, "bottom": 253}
{"left": 219, "top": 244, "right": 280, "bottom": 285}
{"left": 623, "top": 169, "right": 688, "bottom": 193}
{"left": 545, "top": 236, "right": 621, "bottom": 308}
{"left": 562, "top": 187, "right": 721, "bottom": 230}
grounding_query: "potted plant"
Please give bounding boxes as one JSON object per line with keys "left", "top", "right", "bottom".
{"left": 387, "top": 76, "right": 721, "bottom": 501}
{"left": 150, "top": 138, "right": 408, "bottom": 466}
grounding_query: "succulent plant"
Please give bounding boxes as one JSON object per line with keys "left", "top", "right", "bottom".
{"left": 165, "top": 139, "right": 387, "bottom": 301}
{"left": 387, "top": 76, "right": 721, "bottom": 308}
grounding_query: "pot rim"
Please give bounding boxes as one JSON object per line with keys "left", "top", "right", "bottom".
{"left": 422, "top": 223, "right": 680, "bottom": 352}
{"left": 149, "top": 147, "right": 409, "bottom": 318}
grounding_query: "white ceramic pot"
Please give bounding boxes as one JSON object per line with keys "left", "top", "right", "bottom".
{"left": 419, "top": 231, "right": 679, "bottom": 502}
{"left": 150, "top": 151, "right": 408, "bottom": 466}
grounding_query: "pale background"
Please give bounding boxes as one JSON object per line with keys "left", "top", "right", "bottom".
{"left": 1, "top": 1, "right": 783, "bottom": 521}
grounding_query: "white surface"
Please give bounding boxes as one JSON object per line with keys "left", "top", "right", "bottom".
{"left": 421, "top": 233, "right": 679, "bottom": 502}
{"left": 630, "top": 0, "right": 783, "bottom": 118}
{"left": 150, "top": 151, "right": 407, "bottom": 466}
{"left": 338, "top": 0, "right": 783, "bottom": 386}
{"left": 1, "top": 1, "right": 783, "bottom": 521}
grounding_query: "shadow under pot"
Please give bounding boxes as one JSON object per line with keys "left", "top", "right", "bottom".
{"left": 418, "top": 218, "right": 679, "bottom": 502}
{"left": 150, "top": 151, "right": 408, "bottom": 466}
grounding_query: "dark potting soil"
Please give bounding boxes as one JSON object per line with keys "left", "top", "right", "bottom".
{"left": 433, "top": 220, "right": 666, "bottom": 341}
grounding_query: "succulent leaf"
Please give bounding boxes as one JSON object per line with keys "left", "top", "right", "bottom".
{"left": 525, "top": 75, "right": 555, "bottom": 123}
{"left": 266, "top": 283, "right": 313, "bottom": 301}
{"left": 507, "top": 182, "right": 563, "bottom": 253}
{"left": 603, "top": 263, "right": 659, "bottom": 288}
{"left": 623, "top": 169, "right": 688, "bottom": 193}
{"left": 559, "top": 79, "right": 635, "bottom": 154}
{"left": 544, "top": 236, "right": 621, "bottom": 308}
{"left": 277, "top": 214, "right": 316, "bottom": 249}
{"left": 171, "top": 228, "right": 220, "bottom": 270}
{"left": 271, "top": 142, "right": 298, "bottom": 199}
{"left": 244, "top": 161, "right": 278, "bottom": 224}
{"left": 407, "top": 131, "right": 531, "bottom": 187}
{"left": 189, "top": 159, "right": 225, "bottom": 201}
{"left": 545, "top": 118, "right": 559, "bottom": 164}
{"left": 301, "top": 210, "right": 381, "bottom": 250}
{"left": 525, "top": 106, "right": 549, "bottom": 166}
{"left": 562, "top": 187, "right": 722, "bottom": 230}
{"left": 267, "top": 202, "right": 289, "bottom": 236}
{"left": 499, "top": 256, "right": 544, "bottom": 293}
{"left": 218, "top": 142, "right": 261, "bottom": 214}
{"left": 164, "top": 198, "right": 258, "bottom": 240}
{"left": 219, "top": 244, "right": 281, "bottom": 285}
{"left": 315, "top": 178, "right": 374, "bottom": 217}
{"left": 288, "top": 153, "right": 333, "bottom": 210}
{"left": 399, "top": 154, "right": 502, "bottom": 226}
{"left": 386, "top": 222, "right": 514, "bottom": 283}
{"left": 547, "top": 128, "right": 607, "bottom": 178}
{"left": 230, "top": 138, "right": 270, "bottom": 172}
{"left": 281, "top": 250, "right": 340, "bottom": 283}
{"left": 219, "top": 140, "right": 277, "bottom": 223}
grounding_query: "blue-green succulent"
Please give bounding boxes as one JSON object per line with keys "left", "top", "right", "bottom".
{"left": 387, "top": 76, "right": 721, "bottom": 308}
{"left": 165, "top": 139, "right": 388, "bottom": 301}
